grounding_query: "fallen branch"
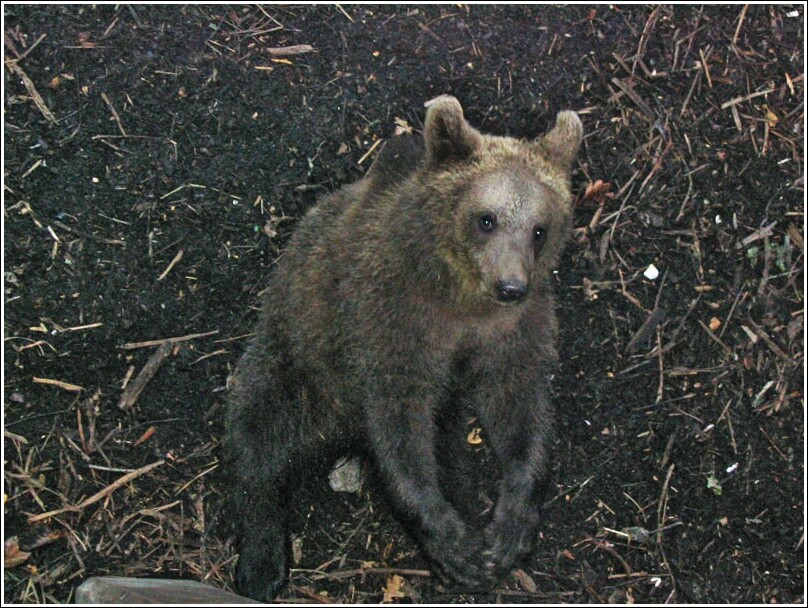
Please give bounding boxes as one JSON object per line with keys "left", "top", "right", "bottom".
{"left": 720, "top": 87, "right": 775, "bottom": 110}
{"left": 157, "top": 248, "right": 184, "bottom": 281}
{"left": 611, "top": 77, "right": 655, "bottom": 117}
{"left": 745, "top": 318, "right": 793, "bottom": 363}
{"left": 100, "top": 91, "right": 127, "bottom": 136}
{"left": 120, "top": 330, "right": 219, "bottom": 350}
{"left": 5, "top": 60, "right": 57, "bottom": 123}
{"left": 27, "top": 460, "right": 165, "bottom": 523}
{"left": 297, "top": 567, "right": 432, "bottom": 581}
{"left": 738, "top": 221, "right": 777, "bottom": 248}
{"left": 697, "top": 319, "right": 739, "bottom": 361}
{"left": 33, "top": 377, "right": 84, "bottom": 392}
{"left": 118, "top": 342, "right": 173, "bottom": 410}
{"left": 50, "top": 219, "right": 126, "bottom": 246}
{"left": 267, "top": 44, "right": 315, "bottom": 57}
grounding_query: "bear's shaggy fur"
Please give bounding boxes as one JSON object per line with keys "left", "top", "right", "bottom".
{"left": 226, "top": 95, "right": 583, "bottom": 601}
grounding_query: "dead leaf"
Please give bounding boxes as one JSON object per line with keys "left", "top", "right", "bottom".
{"left": 393, "top": 117, "right": 413, "bottom": 135}
{"left": 4, "top": 537, "right": 31, "bottom": 568}
{"left": 622, "top": 526, "right": 652, "bottom": 543}
{"left": 764, "top": 105, "right": 779, "bottom": 128}
{"left": 785, "top": 72, "right": 795, "bottom": 96}
{"left": 292, "top": 536, "right": 303, "bottom": 565}
{"left": 263, "top": 221, "right": 278, "bottom": 239}
{"left": 77, "top": 32, "right": 96, "bottom": 48}
{"left": 787, "top": 314, "right": 803, "bottom": 341}
{"left": 382, "top": 574, "right": 405, "bottom": 603}
{"left": 513, "top": 568, "right": 538, "bottom": 593}
{"left": 582, "top": 179, "right": 614, "bottom": 203}
{"left": 787, "top": 223, "right": 803, "bottom": 253}
{"left": 467, "top": 427, "right": 483, "bottom": 445}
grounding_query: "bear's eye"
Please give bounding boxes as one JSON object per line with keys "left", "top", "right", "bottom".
{"left": 478, "top": 214, "right": 497, "bottom": 233}
{"left": 533, "top": 225, "right": 547, "bottom": 244}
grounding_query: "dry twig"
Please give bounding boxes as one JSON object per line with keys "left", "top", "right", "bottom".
{"left": 120, "top": 330, "right": 219, "bottom": 350}
{"left": 118, "top": 342, "right": 173, "bottom": 410}
{"left": 5, "top": 60, "right": 57, "bottom": 123}
{"left": 27, "top": 460, "right": 165, "bottom": 523}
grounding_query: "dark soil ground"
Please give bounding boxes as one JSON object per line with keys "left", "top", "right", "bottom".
{"left": 3, "top": 4, "right": 804, "bottom": 604}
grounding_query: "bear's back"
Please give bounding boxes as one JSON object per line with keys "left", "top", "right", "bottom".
{"left": 365, "top": 135, "right": 425, "bottom": 194}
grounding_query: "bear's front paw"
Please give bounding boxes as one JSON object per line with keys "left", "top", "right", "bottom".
{"left": 420, "top": 513, "right": 498, "bottom": 592}
{"left": 235, "top": 537, "right": 287, "bottom": 602}
{"left": 483, "top": 508, "right": 539, "bottom": 577}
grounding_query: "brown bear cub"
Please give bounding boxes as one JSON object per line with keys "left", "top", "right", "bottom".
{"left": 226, "top": 95, "right": 583, "bottom": 601}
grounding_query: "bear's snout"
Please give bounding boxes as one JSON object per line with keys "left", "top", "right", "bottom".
{"left": 495, "top": 279, "right": 528, "bottom": 303}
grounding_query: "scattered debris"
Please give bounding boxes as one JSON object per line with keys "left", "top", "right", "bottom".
{"left": 328, "top": 456, "right": 363, "bottom": 494}
{"left": 643, "top": 263, "right": 660, "bottom": 281}
{"left": 3, "top": 4, "right": 801, "bottom": 605}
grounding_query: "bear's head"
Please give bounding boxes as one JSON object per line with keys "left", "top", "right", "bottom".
{"left": 421, "top": 95, "right": 583, "bottom": 307}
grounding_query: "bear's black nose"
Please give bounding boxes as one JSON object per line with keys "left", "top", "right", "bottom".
{"left": 495, "top": 280, "right": 528, "bottom": 302}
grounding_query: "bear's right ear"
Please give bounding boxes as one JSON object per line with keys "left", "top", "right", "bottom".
{"left": 424, "top": 95, "right": 483, "bottom": 166}
{"left": 535, "top": 111, "right": 584, "bottom": 174}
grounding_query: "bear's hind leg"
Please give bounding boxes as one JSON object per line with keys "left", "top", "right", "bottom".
{"left": 225, "top": 341, "right": 311, "bottom": 601}
{"left": 231, "top": 478, "right": 289, "bottom": 601}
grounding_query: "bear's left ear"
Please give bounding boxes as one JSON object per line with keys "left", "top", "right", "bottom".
{"left": 535, "top": 111, "right": 584, "bottom": 173}
{"left": 424, "top": 95, "right": 483, "bottom": 166}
